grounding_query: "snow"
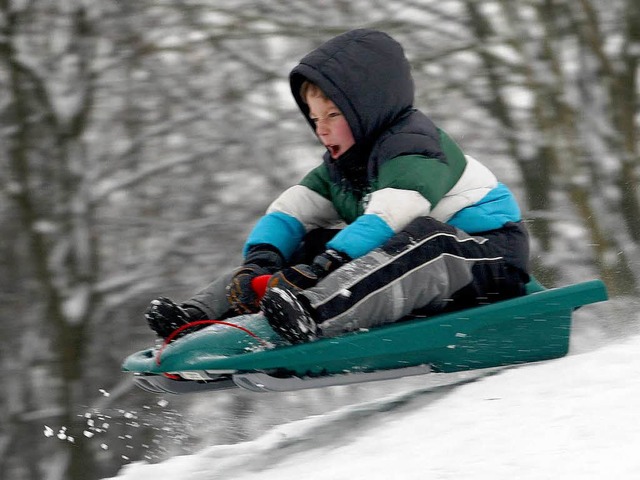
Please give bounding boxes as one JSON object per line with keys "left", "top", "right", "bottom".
{"left": 106, "top": 330, "right": 640, "bottom": 480}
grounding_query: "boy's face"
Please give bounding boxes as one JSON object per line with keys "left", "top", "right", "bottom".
{"left": 307, "top": 95, "right": 355, "bottom": 160}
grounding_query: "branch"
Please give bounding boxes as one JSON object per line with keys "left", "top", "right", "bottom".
{"left": 91, "top": 147, "right": 223, "bottom": 203}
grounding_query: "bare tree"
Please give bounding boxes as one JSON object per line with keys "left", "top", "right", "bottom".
{"left": 1, "top": 1, "right": 637, "bottom": 479}
{"left": 446, "top": 0, "right": 639, "bottom": 291}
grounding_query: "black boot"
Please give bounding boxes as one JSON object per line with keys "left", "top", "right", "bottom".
{"left": 145, "top": 297, "right": 206, "bottom": 340}
{"left": 261, "top": 287, "right": 320, "bottom": 344}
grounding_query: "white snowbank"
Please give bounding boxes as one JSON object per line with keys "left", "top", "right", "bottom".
{"left": 108, "top": 333, "right": 640, "bottom": 479}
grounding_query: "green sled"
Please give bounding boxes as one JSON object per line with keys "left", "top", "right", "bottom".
{"left": 122, "top": 278, "right": 608, "bottom": 393}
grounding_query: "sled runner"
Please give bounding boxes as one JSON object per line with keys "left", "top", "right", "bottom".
{"left": 123, "top": 278, "right": 608, "bottom": 394}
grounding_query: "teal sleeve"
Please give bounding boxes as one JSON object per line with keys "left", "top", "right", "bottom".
{"left": 243, "top": 212, "right": 306, "bottom": 260}
{"left": 447, "top": 183, "right": 521, "bottom": 233}
{"left": 327, "top": 214, "right": 395, "bottom": 259}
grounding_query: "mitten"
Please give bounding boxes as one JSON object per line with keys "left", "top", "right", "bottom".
{"left": 226, "top": 245, "right": 284, "bottom": 313}
{"left": 266, "top": 249, "right": 350, "bottom": 292}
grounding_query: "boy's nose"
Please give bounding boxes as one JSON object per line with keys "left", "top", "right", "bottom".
{"left": 315, "top": 120, "right": 329, "bottom": 135}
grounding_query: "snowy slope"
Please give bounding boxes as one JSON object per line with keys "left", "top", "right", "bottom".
{"left": 108, "top": 332, "right": 640, "bottom": 480}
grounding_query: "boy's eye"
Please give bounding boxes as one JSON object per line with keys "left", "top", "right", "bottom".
{"left": 309, "top": 111, "right": 342, "bottom": 124}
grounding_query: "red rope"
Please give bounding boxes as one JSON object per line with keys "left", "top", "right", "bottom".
{"left": 156, "top": 319, "right": 268, "bottom": 366}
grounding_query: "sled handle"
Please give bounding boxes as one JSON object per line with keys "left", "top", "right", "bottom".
{"left": 156, "top": 318, "right": 270, "bottom": 365}
{"left": 154, "top": 276, "right": 273, "bottom": 367}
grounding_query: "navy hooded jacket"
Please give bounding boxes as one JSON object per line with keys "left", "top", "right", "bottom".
{"left": 244, "top": 29, "right": 521, "bottom": 260}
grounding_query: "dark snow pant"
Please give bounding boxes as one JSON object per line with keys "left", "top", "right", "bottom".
{"left": 185, "top": 228, "right": 344, "bottom": 319}
{"left": 301, "top": 217, "right": 530, "bottom": 337}
{"left": 185, "top": 229, "right": 343, "bottom": 319}
{"left": 187, "top": 217, "right": 529, "bottom": 338}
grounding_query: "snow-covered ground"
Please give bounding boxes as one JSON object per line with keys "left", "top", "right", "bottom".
{"left": 107, "top": 324, "right": 640, "bottom": 480}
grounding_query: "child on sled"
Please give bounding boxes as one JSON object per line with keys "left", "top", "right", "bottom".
{"left": 145, "top": 28, "right": 530, "bottom": 344}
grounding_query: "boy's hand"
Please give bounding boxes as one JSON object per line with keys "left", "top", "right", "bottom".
{"left": 227, "top": 245, "right": 286, "bottom": 314}
{"left": 226, "top": 265, "right": 271, "bottom": 313}
{"left": 266, "top": 264, "right": 320, "bottom": 292}
{"left": 266, "top": 249, "right": 350, "bottom": 292}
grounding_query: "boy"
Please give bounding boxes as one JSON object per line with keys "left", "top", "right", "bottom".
{"left": 146, "top": 29, "right": 529, "bottom": 344}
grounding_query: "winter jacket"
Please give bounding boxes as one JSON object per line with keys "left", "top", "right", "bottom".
{"left": 244, "top": 29, "right": 521, "bottom": 260}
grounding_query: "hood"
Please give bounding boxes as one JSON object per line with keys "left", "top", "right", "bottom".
{"left": 290, "top": 29, "right": 415, "bottom": 151}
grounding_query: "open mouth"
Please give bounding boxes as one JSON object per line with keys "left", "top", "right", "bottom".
{"left": 326, "top": 144, "right": 341, "bottom": 158}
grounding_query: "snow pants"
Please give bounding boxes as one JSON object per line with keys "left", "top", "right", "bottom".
{"left": 187, "top": 217, "right": 530, "bottom": 338}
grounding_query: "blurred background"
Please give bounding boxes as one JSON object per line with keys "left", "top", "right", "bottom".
{"left": 1, "top": 1, "right": 638, "bottom": 479}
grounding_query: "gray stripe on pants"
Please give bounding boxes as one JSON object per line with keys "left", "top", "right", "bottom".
{"left": 303, "top": 232, "right": 501, "bottom": 337}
